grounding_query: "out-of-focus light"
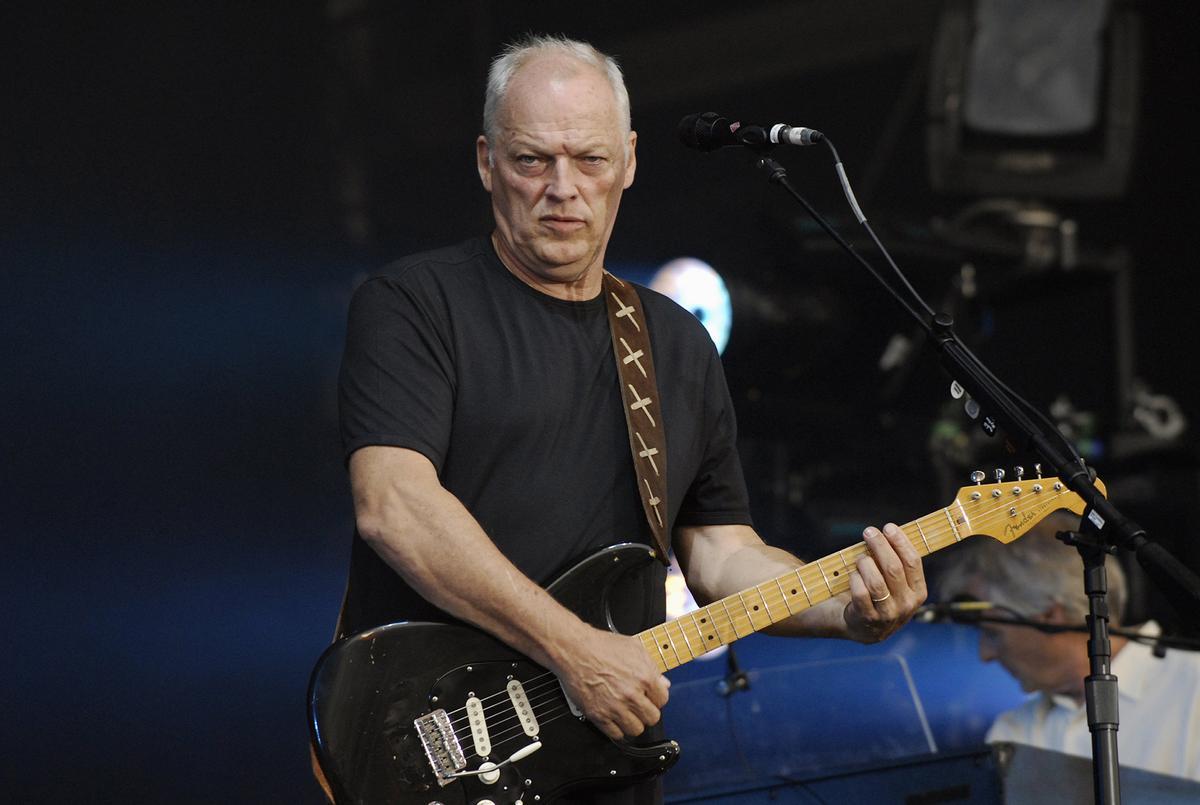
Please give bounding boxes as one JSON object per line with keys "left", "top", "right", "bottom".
{"left": 650, "top": 258, "right": 732, "bottom": 354}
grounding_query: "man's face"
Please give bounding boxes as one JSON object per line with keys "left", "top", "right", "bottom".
{"left": 477, "top": 55, "right": 636, "bottom": 291}
{"left": 969, "top": 581, "right": 1085, "bottom": 696}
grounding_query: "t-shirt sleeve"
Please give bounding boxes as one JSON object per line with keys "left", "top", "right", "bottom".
{"left": 675, "top": 346, "right": 753, "bottom": 528}
{"left": 338, "top": 273, "right": 455, "bottom": 469}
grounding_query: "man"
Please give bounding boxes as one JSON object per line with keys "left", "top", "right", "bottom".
{"left": 335, "top": 34, "right": 927, "bottom": 802}
{"left": 937, "top": 512, "right": 1200, "bottom": 780}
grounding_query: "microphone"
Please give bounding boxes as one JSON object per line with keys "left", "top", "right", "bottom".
{"left": 913, "top": 600, "right": 994, "bottom": 623}
{"left": 678, "top": 112, "right": 824, "bottom": 152}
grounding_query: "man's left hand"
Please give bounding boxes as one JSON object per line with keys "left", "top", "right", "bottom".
{"left": 844, "top": 523, "right": 927, "bottom": 643}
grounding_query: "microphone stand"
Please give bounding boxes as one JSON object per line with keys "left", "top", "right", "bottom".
{"left": 738, "top": 149, "right": 1200, "bottom": 805}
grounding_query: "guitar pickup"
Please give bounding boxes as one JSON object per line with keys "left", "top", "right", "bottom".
{"left": 465, "top": 695, "right": 491, "bottom": 758}
{"left": 507, "top": 679, "right": 540, "bottom": 737}
{"left": 414, "top": 709, "right": 466, "bottom": 786}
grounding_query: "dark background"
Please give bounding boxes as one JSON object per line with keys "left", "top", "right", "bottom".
{"left": 5, "top": 2, "right": 1197, "bottom": 801}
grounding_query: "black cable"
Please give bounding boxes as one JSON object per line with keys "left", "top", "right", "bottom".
{"left": 944, "top": 605, "right": 1200, "bottom": 652}
{"left": 817, "top": 136, "right": 1087, "bottom": 474}
{"left": 753, "top": 153, "right": 931, "bottom": 333}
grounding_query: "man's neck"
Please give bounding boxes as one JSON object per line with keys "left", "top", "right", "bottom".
{"left": 491, "top": 232, "right": 604, "bottom": 302}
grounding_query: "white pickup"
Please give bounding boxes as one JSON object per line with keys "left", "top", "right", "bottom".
{"left": 506, "top": 679, "right": 539, "bottom": 737}
{"left": 464, "top": 695, "right": 491, "bottom": 758}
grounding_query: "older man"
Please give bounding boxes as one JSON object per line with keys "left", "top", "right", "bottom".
{"left": 334, "top": 34, "right": 926, "bottom": 802}
{"left": 937, "top": 512, "right": 1200, "bottom": 780}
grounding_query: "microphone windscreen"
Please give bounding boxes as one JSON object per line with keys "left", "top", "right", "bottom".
{"left": 678, "top": 112, "right": 727, "bottom": 151}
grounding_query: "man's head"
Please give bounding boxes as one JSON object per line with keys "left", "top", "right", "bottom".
{"left": 476, "top": 34, "right": 637, "bottom": 298}
{"left": 936, "top": 511, "right": 1127, "bottom": 697}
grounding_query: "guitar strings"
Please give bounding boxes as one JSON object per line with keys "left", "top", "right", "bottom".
{"left": 448, "top": 488, "right": 1069, "bottom": 727}
{"left": 454, "top": 488, "right": 1066, "bottom": 728}
{"left": 439, "top": 489, "right": 1075, "bottom": 759}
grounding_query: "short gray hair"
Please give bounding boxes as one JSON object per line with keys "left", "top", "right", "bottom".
{"left": 482, "top": 33, "right": 631, "bottom": 144}
{"left": 935, "top": 510, "right": 1126, "bottom": 624}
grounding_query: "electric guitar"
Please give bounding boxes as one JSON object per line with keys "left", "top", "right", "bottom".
{"left": 308, "top": 473, "right": 1103, "bottom": 804}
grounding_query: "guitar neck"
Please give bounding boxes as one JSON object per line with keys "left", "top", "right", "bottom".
{"left": 636, "top": 477, "right": 1084, "bottom": 673}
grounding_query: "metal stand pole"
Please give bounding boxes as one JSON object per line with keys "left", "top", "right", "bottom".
{"left": 1060, "top": 529, "right": 1122, "bottom": 805}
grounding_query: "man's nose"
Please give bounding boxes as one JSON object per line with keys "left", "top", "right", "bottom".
{"left": 545, "top": 157, "right": 580, "bottom": 200}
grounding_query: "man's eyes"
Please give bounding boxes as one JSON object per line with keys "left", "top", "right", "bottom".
{"left": 513, "top": 154, "right": 607, "bottom": 166}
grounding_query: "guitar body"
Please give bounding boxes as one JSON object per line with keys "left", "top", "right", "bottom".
{"left": 308, "top": 544, "right": 680, "bottom": 804}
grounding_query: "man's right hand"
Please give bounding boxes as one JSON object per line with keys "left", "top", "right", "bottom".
{"left": 551, "top": 627, "right": 670, "bottom": 741}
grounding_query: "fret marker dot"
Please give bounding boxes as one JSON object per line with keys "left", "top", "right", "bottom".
{"left": 753, "top": 605, "right": 759, "bottom": 611}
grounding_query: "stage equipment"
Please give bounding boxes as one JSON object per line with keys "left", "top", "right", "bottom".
{"left": 679, "top": 115, "right": 1200, "bottom": 805}
{"left": 665, "top": 744, "right": 1200, "bottom": 804}
{"left": 927, "top": 0, "right": 1141, "bottom": 199}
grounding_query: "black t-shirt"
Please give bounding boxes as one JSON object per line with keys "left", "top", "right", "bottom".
{"left": 337, "top": 236, "right": 752, "bottom": 635}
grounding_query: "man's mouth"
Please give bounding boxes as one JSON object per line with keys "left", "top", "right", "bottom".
{"left": 541, "top": 216, "right": 586, "bottom": 231}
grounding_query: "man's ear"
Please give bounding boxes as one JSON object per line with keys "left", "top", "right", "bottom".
{"left": 623, "top": 130, "right": 637, "bottom": 190}
{"left": 476, "top": 135, "right": 493, "bottom": 193}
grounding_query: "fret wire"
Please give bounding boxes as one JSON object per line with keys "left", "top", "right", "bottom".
{"left": 756, "top": 585, "right": 775, "bottom": 621}
{"left": 689, "top": 610, "right": 715, "bottom": 650}
{"left": 662, "top": 625, "right": 683, "bottom": 666}
{"left": 913, "top": 518, "right": 932, "bottom": 553}
{"left": 794, "top": 568, "right": 813, "bottom": 606}
{"left": 647, "top": 632, "right": 668, "bottom": 670}
{"left": 773, "top": 578, "right": 795, "bottom": 615}
{"left": 673, "top": 619, "right": 697, "bottom": 659}
{"left": 817, "top": 560, "right": 833, "bottom": 593}
{"left": 943, "top": 508, "right": 963, "bottom": 541}
{"left": 718, "top": 598, "right": 741, "bottom": 640}
{"left": 736, "top": 590, "right": 757, "bottom": 629}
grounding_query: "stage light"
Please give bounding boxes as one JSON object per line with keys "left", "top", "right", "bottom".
{"left": 649, "top": 257, "right": 732, "bottom": 355}
{"left": 927, "top": 0, "right": 1141, "bottom": 199}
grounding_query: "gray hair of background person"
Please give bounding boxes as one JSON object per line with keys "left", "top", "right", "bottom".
{"left": 936, "top": 511, "right": 1127, "bottom": 624}
{"left": 482, "top": 33, "right": 633, "bottom": 150}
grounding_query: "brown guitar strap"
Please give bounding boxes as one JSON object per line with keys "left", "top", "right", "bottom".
{"left": 602, "top": 271, "right": 671, "bottom": 566}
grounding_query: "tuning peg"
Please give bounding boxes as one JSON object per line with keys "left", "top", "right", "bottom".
{"left": 970, "top": 470, "right": 985, "bottom": 485}
{"left": 994, "top": 468, "right": 1006, "bottom": 483}
{"left": 1034, "top": 463, "right": 1043, "bottom": 479}
{"left": 1014, "top": 465, "right": 1025, "bottom": 481}
{"left": 964, "top": 398, "right": 981, "bottom": 420}
{"left": 950, "top": 380, "right": 965, "bottom": 400}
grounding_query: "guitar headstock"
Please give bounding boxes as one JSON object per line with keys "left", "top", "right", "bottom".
{"left": 952, "top": 470, "right": 1107, "bottom": 544}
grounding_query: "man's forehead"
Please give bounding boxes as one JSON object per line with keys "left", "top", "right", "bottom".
{"left": 497, "top": 56, "right": 621, "bottom": 128}
{"left": 501, "top": 126, "right": 621, "bottom": 151}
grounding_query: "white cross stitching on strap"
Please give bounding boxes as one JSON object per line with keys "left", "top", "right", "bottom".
{"left": 619, "top": 337, "right": 647, "bottom": 377}
{"left": 610, "top": 293, "right": 640, "bottom": 332}
{"left": 627, "top": 384, "right": 656, "bottom": 427}
{"left": 635, "top": 432, "right": 660, "bottom": 476}
{"left": 642, "top": 478, "right": 663, "bottom": 526}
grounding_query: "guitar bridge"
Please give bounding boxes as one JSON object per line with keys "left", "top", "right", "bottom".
{"left": 414, "top": 709, "right": 466, "bottom": 786}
